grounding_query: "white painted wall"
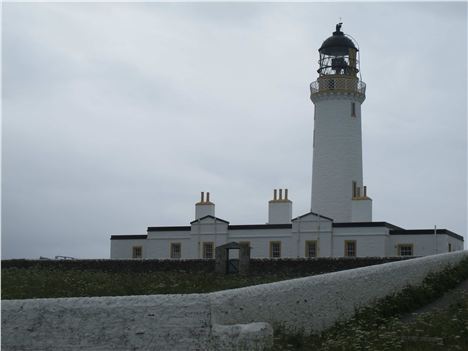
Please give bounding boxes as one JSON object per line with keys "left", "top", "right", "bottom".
{"left": 351, "top": 198, "right": 372, "bottom": 222}
{"left": 110, "top": 238, "right": 147, "bottom": 259}
{"left": 145, "top": 237, "right": 191, "bottom": 259}
{"left": 111, "top": 225, "right": 463, "bottom": 259}
{"left": 268, "top": 200, "right": 292, "bottom": 224}
{"left": 292, "top": 213, "right": 333, "bottom": 257}
{"left": 210, "top": 251, "right": 468, "bottom": 334}
{"left": 332, "top": 226, "right": 389, "bottom": 257}
{"left": 447, "top": 235, "right": 465, "bottom": 252}
{"left": 2, "top": 294, "right": 259, "bottom": 351}
{"left": 6, "top": 252, "right": 465, "bottom": 350}
{"left": 195, "top": 203, "right": 215, "bottom": 219}
{"left": 389, "top": 234, "right": 462, "bottom": 257}
{"left": 311, "top": 93, "right": 367, "bottom": 222}
{"left": 190, "top": 217, "right": 229, "bottom": 259}
{"left": 228, "top": 228, "right": 292, "bottom": 258}
{"left": 110, "top": 199, "right": 463, "bottom": 259}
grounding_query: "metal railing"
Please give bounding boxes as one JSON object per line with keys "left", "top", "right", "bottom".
{"left": 310, "top": 76, "right": 366, "bottom": 96}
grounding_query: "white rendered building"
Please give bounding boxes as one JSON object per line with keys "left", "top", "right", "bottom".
{"left": 110, "top": 24, "right": 464, "bottom": 259}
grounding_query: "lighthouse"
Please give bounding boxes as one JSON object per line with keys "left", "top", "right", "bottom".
{"left": 310, "top": 23, "right": 372, "bottom": 222}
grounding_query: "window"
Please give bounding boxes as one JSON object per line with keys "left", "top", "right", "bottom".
{"left": 170, "top": 243, "right": 181, "bottom": 259}
{"left": 270, "top": 241, "right": 281, "bottom": 258}
{"left": 305, "top": 241, "right": 317, "bottom": 258}
{"left": 398, "top": 244, "right": 413, "bottom": 257}
{"left": 448, "top": 243, "right": 452, "bottom": 252}
{"left": 351, "top": 102, "right": 356, "bottom": 117}
{"left": 132, "top": 246, "right": 142, "bottom": 259}
{"left": 202, "top": 242, "right": 214, "bottom": 259}
{"left": 344, "top": 241, "right": 356, "bottom": 257}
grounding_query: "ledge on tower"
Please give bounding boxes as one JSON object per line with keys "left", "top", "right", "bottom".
{"left": 310, "top": 76, "right": 366, "bottom": 99}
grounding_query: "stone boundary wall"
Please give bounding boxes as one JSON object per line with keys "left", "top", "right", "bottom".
{"left": 2, "top": 257, "right": 407, "bottom": 274}
{"left": 2, "top": 294, "right": 213, "bottom": 351}
{"left": 249, "top": 257, "right": 408, "bottom": 275}
{"left": 2, "top": 251, "right": 466, "bottom": 351}
{"left": 210, "top": 251, "right": 468, "bottom": 334}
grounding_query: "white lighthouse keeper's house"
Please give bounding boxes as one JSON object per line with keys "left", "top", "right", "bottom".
{"left": 110, "top": 24, "right": 463, "bottom": 259}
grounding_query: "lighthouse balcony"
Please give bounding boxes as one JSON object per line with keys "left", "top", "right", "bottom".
{"left": 310, "top": 76, "right": 366, "bottom": 97}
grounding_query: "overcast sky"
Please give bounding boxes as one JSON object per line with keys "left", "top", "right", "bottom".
{"left": 2, "top": 2, "right": 467, "bottom": 259}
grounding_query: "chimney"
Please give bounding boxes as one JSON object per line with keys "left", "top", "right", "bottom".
{"left": 195, "top": 191, "right": 215, "bottom": 219}
{"left": 351, "top": 185, "right": 372, "bottom": 222}
{"left": 268, "top": 188, "right": 292, "bottom": 224}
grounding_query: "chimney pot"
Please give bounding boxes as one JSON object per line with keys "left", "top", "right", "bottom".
{"left": 201, "top": 192, "right": 204, "bottom": 203}
{"left": 285, "top": 189, "right": 288, "bottom": 200}
{"left": 206, "top": 192, "right": 210, "bottom": 202}
{"left": 279, "top": 189, "right": 283, "bottom": 200}
{"left": 274, "top": 189, "right": 277, "bottom": 200}
{"left": 364, "top": 186, "right": 367, "bottom": 197}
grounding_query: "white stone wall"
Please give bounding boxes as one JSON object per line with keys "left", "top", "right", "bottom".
{"left": 311, "top": 94, "right": 366, "bottom": 222}
{"left": 1, "top": 294, "right": 214, "bottom": 351}
{"left": 210, "top": 251, "right": 468, "bottom": 334}
{"left": 4, "top": 251, "right": 466, "bottom": 350}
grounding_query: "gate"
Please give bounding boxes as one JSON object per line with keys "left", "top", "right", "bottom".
{"left": 215, "top": 242, "right": 250, "bottom": 275}
{"left": 227, "top": 258, "right": 239, "bottom": 274}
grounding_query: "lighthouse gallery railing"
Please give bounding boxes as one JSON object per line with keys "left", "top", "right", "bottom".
{"left": 310, "top": 76, "right": 366, "bottom": 96}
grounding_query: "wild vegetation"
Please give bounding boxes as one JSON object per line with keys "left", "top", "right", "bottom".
{"left": 1, "top": 268, "right": 318, "bottom": 300}
{"left": 1, "top": 257, "right": 405, "bottom": 300}
{"left": 272, "top": 258, "right": 468, "bottom": 351}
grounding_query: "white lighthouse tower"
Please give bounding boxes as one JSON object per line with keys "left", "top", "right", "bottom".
{"left": 310, "top": 23, "right": 372, "bottom": 223}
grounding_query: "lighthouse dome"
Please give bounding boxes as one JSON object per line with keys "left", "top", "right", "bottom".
{"left": 319, "top": 23, "right": 357, "bottom": 56}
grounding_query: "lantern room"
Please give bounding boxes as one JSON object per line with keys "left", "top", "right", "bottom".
{"left": 310, "top": 23, "right": 365, "bottom": 98}
{"left": 318, "top": 23, "right": 359, "bottom": 77}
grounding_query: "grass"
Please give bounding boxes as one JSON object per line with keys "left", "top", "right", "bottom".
{"left": 274, "top": 299, "right": 468, "bottom": 351}
{"left": 271, "top": 257, "right": 468, "bottom": 351}
{"left": 1, "top": 267, "right": 315, "bottom": 300}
